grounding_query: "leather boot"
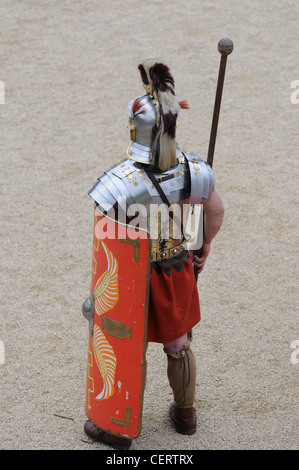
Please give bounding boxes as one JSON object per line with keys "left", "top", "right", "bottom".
{"left": 169, "top": 402, "right": 197, "bottom": 435}
{"left": 165, "top": 341, "right": 197, "bottom": 434}
{"left": 84, "top": 420, "right": 132, "bottom": 449}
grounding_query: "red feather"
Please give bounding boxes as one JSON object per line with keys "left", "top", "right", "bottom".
{"left": 179, "top": 100, "right": 190, "bottom": 109}
{"left": 132, "top": 98, "right": 145, "bottom": 115}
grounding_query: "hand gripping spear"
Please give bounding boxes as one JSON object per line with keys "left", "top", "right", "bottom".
{"left": 193, "top": 37, "right": 234, "bottom": 280}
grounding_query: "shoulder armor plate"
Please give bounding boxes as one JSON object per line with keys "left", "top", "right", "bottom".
{"left": 183, "top": 152, "right": 214, "bottom": 204}
{"left": 88, "top": 151, "right": 214, "bottom": 212}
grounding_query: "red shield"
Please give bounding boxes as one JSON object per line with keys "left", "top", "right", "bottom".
{"left": 85, "top": 210, "right": 151, "bottom": 439}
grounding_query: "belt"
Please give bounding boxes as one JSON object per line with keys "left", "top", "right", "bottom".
{"left": 151, "top": 239, "right": 187, "bottom": 262}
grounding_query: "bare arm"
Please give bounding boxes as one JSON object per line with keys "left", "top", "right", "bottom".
{"left": 202, "top": 189, "right": 224, "bottom": 243}
{"left": 190, "top": 189, "right": 224, "bottom": 273}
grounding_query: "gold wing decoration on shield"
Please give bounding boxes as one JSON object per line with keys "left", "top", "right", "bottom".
{"left": 93, "top": 324, "right": 117, "bottom": 400}
{"left": 94, "top": 242, "right": 119, "bottom": 316}
{"left": 92, "top": 241, "right": 119, "bottom": 401}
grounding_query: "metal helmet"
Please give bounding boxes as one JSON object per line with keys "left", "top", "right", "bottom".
{"left": 127, "top": 93, "right": 159, "bottom": 164}
{"left": 126, "top": 60, "right": 189, "bottom": 169}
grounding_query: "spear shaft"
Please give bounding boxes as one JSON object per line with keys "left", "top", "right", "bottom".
{"left": 207, "top": 38, "right": 234, "bottom": 169}
{"left": 193, "top": 38, "right": 234, "bottom": 281}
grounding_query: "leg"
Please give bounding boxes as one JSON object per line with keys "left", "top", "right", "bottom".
{"left": 164, "top": 333, "right": 189, "bottom": 356}
{"left": 164, "top": 334, "right": 197, "bottom": 434}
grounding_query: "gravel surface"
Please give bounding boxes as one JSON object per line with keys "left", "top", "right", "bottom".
{"left": 0, "top": 0, "right": 298, "bottom": 450}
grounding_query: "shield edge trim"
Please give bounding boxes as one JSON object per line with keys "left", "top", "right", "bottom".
{"left": 135, "top": 235, "right": 151, "bottom": 438}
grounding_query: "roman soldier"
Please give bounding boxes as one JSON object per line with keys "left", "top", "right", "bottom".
{"left": 82, "top": 59, "right": 224, "bottom": 449}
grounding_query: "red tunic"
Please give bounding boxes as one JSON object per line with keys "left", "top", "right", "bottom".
{"left": 147, "top": 254, "right": 201, "bottom": 344}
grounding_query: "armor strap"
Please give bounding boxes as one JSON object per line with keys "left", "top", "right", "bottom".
{"left": 141, "top": 164, "right": 185, "bottom": 238}
{"left": 141, "top": 164, "right": 172, "bottom": 207}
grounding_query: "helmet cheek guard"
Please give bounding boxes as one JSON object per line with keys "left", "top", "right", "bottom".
{"left": 126, "top": 94, "right": 159, "bottom": 163}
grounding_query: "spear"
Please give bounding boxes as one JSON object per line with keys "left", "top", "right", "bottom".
{"left": 207, "top": 37, "right": 234, "bottom": 168}
{"left": 193, "top": 37, "right": 234, "bottom": 279}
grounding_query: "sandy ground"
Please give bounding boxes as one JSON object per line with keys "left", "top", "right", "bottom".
{"left": 0, "top": 0, "right": 298, "bottom": 451}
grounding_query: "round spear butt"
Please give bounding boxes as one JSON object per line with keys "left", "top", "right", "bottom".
{"left": 218, "top": 37, "right": 234, "bottom": 56}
